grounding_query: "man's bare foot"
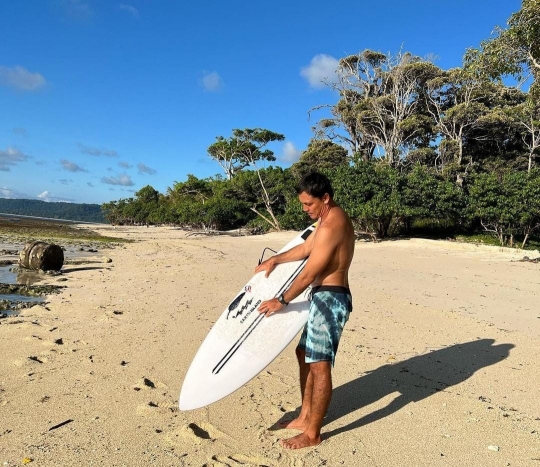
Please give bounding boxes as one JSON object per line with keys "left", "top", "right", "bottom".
{"left": 280, "top": 432, "right": 321, "bottom": 449}
{"left": 278, "top": 417, "right": 309, "bottom": 430}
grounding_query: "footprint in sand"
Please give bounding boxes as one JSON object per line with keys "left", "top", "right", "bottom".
{"left": 135, "top": 397, "right": 177, "bottom": 416}
{"left": 132, "top": 376, "right": 168, "bottom": 391}
{"left": 166, "top": 421, "right": 230, "bottom": 445}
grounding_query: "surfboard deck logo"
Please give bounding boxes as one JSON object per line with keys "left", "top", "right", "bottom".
{"left": 179, "top": 223, "right": 317, "bottom": 410}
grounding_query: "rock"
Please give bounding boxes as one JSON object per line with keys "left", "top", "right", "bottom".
{"left": 103, "top": 257, "right": 112, "bottom": 263}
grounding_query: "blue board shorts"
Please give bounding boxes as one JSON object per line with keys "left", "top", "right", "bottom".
{"left": 297, "top": 285, "right": 352, "bottom": 366}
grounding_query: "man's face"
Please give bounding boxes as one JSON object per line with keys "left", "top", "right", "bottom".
{"left": 298, "top": 191, "right": 327, "bottom": 219}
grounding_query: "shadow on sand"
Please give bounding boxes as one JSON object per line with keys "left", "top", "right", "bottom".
{"left": 61, "top": 266, "right": 105, "bottom": 273}
{"left": 274, "top": 339, "right": 514, "bottom": 440}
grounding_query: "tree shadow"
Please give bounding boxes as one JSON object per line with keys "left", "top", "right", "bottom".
{"left": 275, "top": 339, "right": 514, "bottom": 439}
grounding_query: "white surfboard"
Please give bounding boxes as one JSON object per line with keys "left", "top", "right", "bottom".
{"left": 179, "top": 223, "right": 317, "bottom": 411}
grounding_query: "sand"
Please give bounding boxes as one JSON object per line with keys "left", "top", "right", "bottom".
{"left": 1, "top": 226, "right": 539, "bottom": 466}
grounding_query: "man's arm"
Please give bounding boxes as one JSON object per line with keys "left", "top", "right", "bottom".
{"left": 258, "top": 224, "right": 339, "bottom": 315}
{"left": 254, "top": 227, "right": 316, "bottom": 277}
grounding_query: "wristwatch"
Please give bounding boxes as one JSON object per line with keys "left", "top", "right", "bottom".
{"left": 277, "top": 293, "right": 289, "bottom": 306}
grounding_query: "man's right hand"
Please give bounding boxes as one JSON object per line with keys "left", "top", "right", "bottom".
{"left": 254, "top": 257, "right": 277, "bottom": 277}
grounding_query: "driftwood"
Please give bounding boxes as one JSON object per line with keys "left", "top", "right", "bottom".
{"left": 355, "top": 230, "right": 379, "bottom": 242}
{"left": 18, "top": 241, "right": 64, "bottom": 271}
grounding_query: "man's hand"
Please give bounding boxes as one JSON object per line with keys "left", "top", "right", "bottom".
{"left": 258, "top": 298, "right": 284, "bottom": 317}
{"left": 254, "top": 257, "right": 277, "bottom": 277}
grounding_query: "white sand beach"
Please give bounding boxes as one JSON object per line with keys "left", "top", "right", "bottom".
{"left": 1, "top": 226, "right": 539, "bottom": 466}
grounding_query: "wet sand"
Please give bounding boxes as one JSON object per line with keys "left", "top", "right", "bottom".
{"left": 0, "top": 225, "right": 539, "bottom": 466}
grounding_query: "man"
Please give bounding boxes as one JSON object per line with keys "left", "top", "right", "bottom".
{"left": 256, "top": 172, "right": 355, "bottom": 449}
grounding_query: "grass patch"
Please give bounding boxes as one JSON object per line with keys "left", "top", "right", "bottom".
{"left": 454, "top": 233, "right": 540, "bottom": 250}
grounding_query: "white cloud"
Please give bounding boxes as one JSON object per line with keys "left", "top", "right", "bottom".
{"left": 137, "top": 162, "right": 156, "bottom": 175}
{"left": 61, "top": 159, "right": 87, "bottom": 172}
{"left": 0, "top": 147, "right": 30, "bottom": 171}
{"left": 300, "top": 54, "right": 339, "bottom": 89}
{"left": 0, "top": 187, "right": 31, "bottom": 199}
{"left": 280, "top": 141, "right": 302, "bottom": 164}
{"left": 0, "top": 66, "right": 46, "bottom": 91}
{"left": 101, "top": 173, "right": 134, "bottom": 186}
{"left": 119, "top": 3, "right": 139, "bottom": 17}
{"left": 201, "top": 71, "right": 223, "bottom": 92}
{"left": 37, "top": 191, "right": 74, "bottom": 203}
{"left": 79, "top": 143, "right": 118, "bottom": 157}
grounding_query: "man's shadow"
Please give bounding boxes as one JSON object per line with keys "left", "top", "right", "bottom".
{"left": 275, "top": 339, "right": 514, "bottom": 439}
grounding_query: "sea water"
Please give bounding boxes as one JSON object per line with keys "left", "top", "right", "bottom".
{"left": 0, "top": 265, "right": 44, "bottom": 316}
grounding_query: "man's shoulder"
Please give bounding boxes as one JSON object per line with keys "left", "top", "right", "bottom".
{"left": 326, "top": 206, "right": 352, "bottom": 227}
{"left": 317, "top": 209, "right": 351, "bottom": 236}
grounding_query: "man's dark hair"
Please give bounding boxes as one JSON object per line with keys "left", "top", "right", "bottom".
{"left": 297, "top": 172, "right": 334, "bottom": 199}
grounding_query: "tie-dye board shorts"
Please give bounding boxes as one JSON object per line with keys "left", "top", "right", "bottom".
{"left": 297, "top": 285, "right": 352, "bottom": 366}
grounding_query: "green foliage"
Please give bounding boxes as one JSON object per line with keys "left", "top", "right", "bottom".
{"left": 327, "top": 163, "right": 404, "bottom": 237}
{"left": 290, "top": 139, "right": 348, "bottom": 180}
{"left": 468, "top": 170, "right": 540, "bottom": 247}
{"left": 403, "top": 165, "right": 465, "bottom": 223}
{"left": 465, "top": 0, "right": 540, "bottom": 96}
{"left": 207, "top": 128, "right": 284, "bottom": 180}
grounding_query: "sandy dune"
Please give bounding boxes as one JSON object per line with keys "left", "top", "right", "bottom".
{"left": 1, "top": 226, "right": 539, "bottom": 466}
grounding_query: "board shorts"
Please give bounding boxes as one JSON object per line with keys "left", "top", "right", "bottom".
{"left": 297, "top": 285, "right": 352, "bottom": 366}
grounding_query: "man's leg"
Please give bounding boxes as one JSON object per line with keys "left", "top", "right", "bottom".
{"left": 280, "top": 360, "right": 332, "bottom": 449}
{"left": 280, "top": 347, "right": 312, "bottom": 430}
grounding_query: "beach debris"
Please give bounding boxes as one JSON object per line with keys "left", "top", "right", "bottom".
{"left": 48, "top": 419, "right": 74, "bottom": 431}
{"left": 520, "top": 256, "right": 540, "bottom": 263}
{"left": 143, "top": 377, "right": 155, "bottom": 388}
{"left": 18, "top": 241, "right": 64, "bottom": 271}
{"left": 487, "top": 445, "right": 500, "bottom": 451}
{"left": 21, "top": 458, "right": 33, "bottom": 464}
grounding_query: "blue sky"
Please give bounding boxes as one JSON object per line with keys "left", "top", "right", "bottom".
{"left": 0, "top": 0, "right": 522, "bottom": 205}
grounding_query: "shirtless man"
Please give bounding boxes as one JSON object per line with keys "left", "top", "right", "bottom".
{"left": 256, "top": 172, "right": 355, "bottom": 449}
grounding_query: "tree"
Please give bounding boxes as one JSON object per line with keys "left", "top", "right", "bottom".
{"left": 465, "top": 0, "right": 540, "bottom": 98}
{"left": 313, "top": 50, "right": 439, "bottom": 167}
{"left": 505, "top": 101, "right": 540, "bottom": 171}
{"left": 402, "top": 164, "right": 465, "bottom": 230}
{"left": 310, "top": 50, "right": 385, "bottom": 160}
{"left": 290, "top": 139, "right": 348, "bottom": 180}
{"left": 207, "top": 128, "right": 285, "bottom": 230}
{"left": 426, "top": 69, "right": 492, "bottom": 173}
{"left": 167, "top": 174, "right": 213, "bottom": 204}
{"left": 468, "top": 170, "right": 540, "bottom": 247}
{"left": 328, "top": 162, "right": 405, "bottom": 238}
{"left": 207, "top": 128, "right": 283, "bottom": 180}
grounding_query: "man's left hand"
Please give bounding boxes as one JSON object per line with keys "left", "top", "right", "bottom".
{"left": 258, "top": 298, "right": 284, "bottom": 317}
